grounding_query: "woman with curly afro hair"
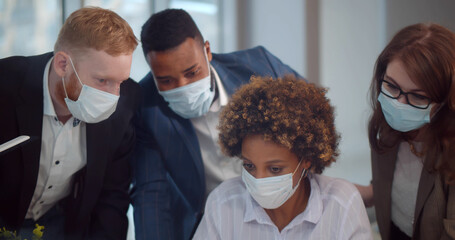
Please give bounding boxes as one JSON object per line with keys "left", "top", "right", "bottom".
{"left": 193, "top": 75, "right": 372, "bottom": 239}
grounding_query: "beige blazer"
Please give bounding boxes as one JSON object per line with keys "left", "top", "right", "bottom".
{"left": 371, "top": 144, "right": 455, "bottom": 240}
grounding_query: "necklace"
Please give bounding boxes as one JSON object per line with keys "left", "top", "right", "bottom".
{"left": 407, "top": 141, "right": 424, "bottom": 157}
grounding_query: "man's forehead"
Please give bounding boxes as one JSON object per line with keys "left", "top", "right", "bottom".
{"left": 149, "top": 38, "right": 203, "bottom": 59}
{"left": 149, "top": 51, "right": 203, "bottom": 74}
{"left": 78, "top": 51, "right": 132, "bottom": 80}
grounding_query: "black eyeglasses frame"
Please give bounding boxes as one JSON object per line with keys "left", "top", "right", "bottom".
{"left": 379, "top": 79, "right": 432, "bottom": 109}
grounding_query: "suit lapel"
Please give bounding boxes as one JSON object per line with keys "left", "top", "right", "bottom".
{"left": 413, "top": 162, "right": 435, "bottom": 232}
{"left": 384, "top": 146, "right": 399, "bottom": 217}
{"left": 165, "top": 62, "right": 248, "bottom": 190}
{"left": 83, "top": 121, "right": 112, "bottom": 204}
{"left": 211, "top": 59, "right": 245, "bottom": 95}
{"left": 147, "top": 76, "right": 206, "bottom": 190}
{"left": 15, "top": 53, "right": 52, "bottom": 220}
{"left": 380, "top": 144, "right": 436, "bottom": 237}
{"left": 373, "top": 144, "right": 399, "bottom": 239}
{"left": 168, "top": 116, "right": 205, "bottom": 188}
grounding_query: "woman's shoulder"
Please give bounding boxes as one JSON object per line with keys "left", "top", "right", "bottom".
{"left": 213, "top": 176, "right": 245, "bottom": 193}
{"left": 206, "top": 176, "right": 247, "bottom": 206}
{"left": 312, "top": 174, "right": 361, "bottom": 207}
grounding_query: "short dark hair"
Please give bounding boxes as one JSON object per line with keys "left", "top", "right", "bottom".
{"left": 141, "top": 9, "right": 204, "bottom": 56}
{"left": 218, "top": 75, "right": 340, "bottom": 174}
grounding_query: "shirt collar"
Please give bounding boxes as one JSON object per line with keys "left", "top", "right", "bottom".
{"left": 208, "top": 64, "right": 228, "bottom": 112}
{"left": 43, "top": 57, "right": 81, "bottom": 127}
{"left": 243, "top": 174, "right": 323, "bottom": 227}
{"left": 286, "top": 174, "right": 323, "bottom": 228}
{"left": 43, "top": 57, "right": 56, "bottom": 117}
{"left": 244, "top": 190, "right": 274, "bottom": 226}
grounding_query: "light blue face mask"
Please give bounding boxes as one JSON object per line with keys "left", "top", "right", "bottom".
{"left": 378, "top": 92, "right": 433, "bottom": 132}
{"left": 157, "top": 49, "right": 215, "bottom": 119}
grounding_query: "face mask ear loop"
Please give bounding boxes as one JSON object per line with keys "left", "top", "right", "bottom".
{"left": 203, "top": 46, "right": 215, "bottom": 92}
{"left": 209, "top": 67, "right": 215, "bottom": 92}
{"left": 60, "top": 57, "right": 71, "bottom": 99}
{"left": 292, "top": 159, "right": 310, "bottom": 190}
{"left": 61, "top": 76, "right": 70, "bottom": 99}
{"left": 68, "top": 56, "right": 84, "bottom": 87}
{"left": 292, "top": 159, "right": 303, "bottom": 175}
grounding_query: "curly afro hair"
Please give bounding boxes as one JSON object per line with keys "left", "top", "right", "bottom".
{"left": 218, "top": 75, "right": 340, "bottom": 174}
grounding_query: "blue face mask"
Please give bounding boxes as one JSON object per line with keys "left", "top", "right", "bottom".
{"left": 157, "top": 49, "right": 215, "bottom": 119}
{"left": 378, "top": 92, "right": 432, "bottom": 132}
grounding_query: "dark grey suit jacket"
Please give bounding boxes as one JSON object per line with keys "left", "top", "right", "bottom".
{"left": 372, "top": 145, "right": 455, "bottom": 240}
{"left": 0, "top": 52, "right": 142, "bottom": 239}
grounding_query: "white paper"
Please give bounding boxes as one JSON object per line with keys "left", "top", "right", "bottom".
{"left": 0, "top": 135, "right": 31, "bottom": 153}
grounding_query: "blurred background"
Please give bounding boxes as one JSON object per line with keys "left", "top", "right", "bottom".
{"left": 2, "top": 0, "right": 455, "bottom": 239}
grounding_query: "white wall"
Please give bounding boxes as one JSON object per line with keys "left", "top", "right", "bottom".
{"left": 243, "top": 0, "right": 385, "bottom": 185}
{"left": 317, "top": 0, "right": 455, "bottom": 185}
{"left": 242, "top": 0, "right": 306, "bottom": 77}
{"left": 319, "top": 0, "right": 385, "bottom": 185}
{"left": 386, "top": 0, "right": 455, "bottom": 39}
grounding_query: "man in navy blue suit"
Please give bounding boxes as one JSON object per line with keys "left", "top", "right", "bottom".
{"left": 131, "top": 9, "right": 304, "bottom": 240}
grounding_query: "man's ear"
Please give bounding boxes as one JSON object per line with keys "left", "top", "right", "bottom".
{"left": 204, "top": 41, "right": 212, "bottom": 62}
{"left": 53, "top": 51, "right": 70, "bottom": 78}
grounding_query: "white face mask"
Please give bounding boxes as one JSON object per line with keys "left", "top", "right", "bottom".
{"left": 156, "top": 47, "right": 215, "bottom": 119}
{"left": 241, "top": 160, "right": 308, "bottom": 209}
{"left": 62, "top": 56, "right": 120, "bottom": 123}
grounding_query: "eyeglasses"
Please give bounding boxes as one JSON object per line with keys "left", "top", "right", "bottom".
{"left": 380, "top": 79, "right": 432, "bottom": 109}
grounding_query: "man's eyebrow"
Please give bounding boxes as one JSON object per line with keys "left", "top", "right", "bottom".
{"left": 183, "top": 63, "right": 198, "bottom": 73}
{"left": 155, "top": 75, "right": 171, "bottom": 80}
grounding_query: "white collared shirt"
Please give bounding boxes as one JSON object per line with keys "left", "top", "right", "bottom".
{"left": 25, "top": 58, "right": 87, "bottom": 220}
{"left": 190, "top": 65, "right": 243, "bottom": 197}
{"left": 194, "top": 174, "right": 372, "bottom": 240}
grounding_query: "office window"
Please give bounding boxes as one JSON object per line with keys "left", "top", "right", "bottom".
{"left": 169, "top": 0, "right": 221, "bottom": 53}
{"left": 0, "top": 0, "right": 60, "bottom": 57}
{"left": 79, "top": 0, "right": 227, "bottom": 79}
{"left": 81, "top": 0, "right": 152, "bottom": 81}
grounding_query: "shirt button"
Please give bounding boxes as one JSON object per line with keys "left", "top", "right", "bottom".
{"left": 54, "top": 117, "right": 58, "bottom": 122}
{"left": 40, "top": 201, "right": 44, "bottom": 204}
{"left": 55, "top": 160, "right": 60, "bottom": 165}
{"left": 48, "top": 185, "right": 53, "bottom": 189}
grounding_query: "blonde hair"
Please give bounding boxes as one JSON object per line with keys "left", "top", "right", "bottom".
{"left": 54, "top": 7, "right": 137, "bottom": 56}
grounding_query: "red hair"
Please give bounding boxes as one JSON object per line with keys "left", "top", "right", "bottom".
{"left": 54, "top": 7, "right": 137, "bottom": 56}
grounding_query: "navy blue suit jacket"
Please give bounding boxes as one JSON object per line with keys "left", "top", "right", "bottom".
{"left": 131, "top": 46, "right": 303, "bottom": 240}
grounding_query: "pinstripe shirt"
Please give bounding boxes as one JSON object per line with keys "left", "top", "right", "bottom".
{"left": 193, "top": 174, "right": 372, "bottom": 240}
